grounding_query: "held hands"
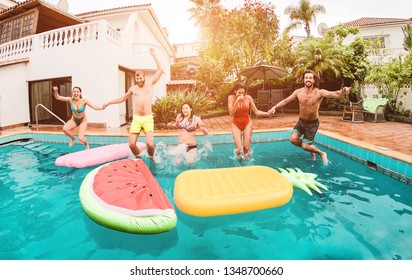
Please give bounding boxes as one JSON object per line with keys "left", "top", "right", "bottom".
{"left": 341, "top": 87, "right": 351, "bottom": 95}
{"left": 268, "top": 106, "right": 276, "bottom": 115}
{"left": 102, "top": 103, "right": 109, "bottom": 110}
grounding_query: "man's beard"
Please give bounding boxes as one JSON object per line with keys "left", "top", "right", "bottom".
{"left": 304, "top": 81, "right": 313, "bottom": 88}
{"left": 137, "top": 80, "right": 145, "bottom": 87}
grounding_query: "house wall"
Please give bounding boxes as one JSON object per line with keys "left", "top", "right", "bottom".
{"left": 344, "top": 24, "right": 406, "bottom": 53}
{"left": 0, "top": 13, "right": 172, "bottom": 128}
{"left": 363, "top": 84, "right": 412, "bottom": 112}
{"left": 0, "top": 63, "right": 30, "bottom": 127}
{"left": 344, "top": 23, "right": 412, "bottom": 111}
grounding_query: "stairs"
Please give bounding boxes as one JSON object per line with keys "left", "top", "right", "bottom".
{"left": 12, "top": 140, "right": 62, "bottom": 158}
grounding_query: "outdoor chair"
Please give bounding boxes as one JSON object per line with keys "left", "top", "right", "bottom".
{"left": 256, "top": 90, "right": 271, "bottom": 117}
{"left": 269, "top": 89, "right": 284, "bottom": 118}
{"left": 363, "top": 97, "right": 388, "bottom": 122}
{"left": 342, "top": 93, "right": 364, "bottom": 123}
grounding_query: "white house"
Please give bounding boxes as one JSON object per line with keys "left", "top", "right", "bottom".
{"left": 0, "top": 0, "right": 174, "bottom": 130}
{"left": 331, "top": 17, "right": 412, "bottom": 111}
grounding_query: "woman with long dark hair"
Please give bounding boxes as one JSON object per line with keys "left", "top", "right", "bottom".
{"left": 228, "top": 82, "right": 269, "bottom": 160}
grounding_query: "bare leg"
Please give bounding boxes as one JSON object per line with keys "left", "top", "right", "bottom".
{"left": 230, "top": 123, "right": 243, "bottom": 160}
{"left": 301, "top": 143, "right": 328, "bottom": 164}
{"left": 77, "top": 120, "right": 89, "bottom": 149}
{"left": 128, "top": 133, "right": 140, "bottom": 157}
{"left": 242, "top": 122, "right": 253, "bottom": 160}
{"left": 145, "top": 132, "right": 155, "bottom": 158}
{"left": 290, "top": 132, "right": 316, "bottom": 161}
{"left": 62, "top": 119, "right": 77, "bottom": 147}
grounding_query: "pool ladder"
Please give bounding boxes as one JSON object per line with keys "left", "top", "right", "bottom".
{"left": 35, "top": 104, "right": 66, "bottom": 131}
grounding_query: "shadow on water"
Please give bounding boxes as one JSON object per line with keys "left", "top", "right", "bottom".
{"left": 83, "top": 215, "right": 178, "bottom": 260}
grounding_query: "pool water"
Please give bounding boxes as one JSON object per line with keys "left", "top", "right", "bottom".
{"left": 0, "top": 140, "right": 411, "bottom": 260}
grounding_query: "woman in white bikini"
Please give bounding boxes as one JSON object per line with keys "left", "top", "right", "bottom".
{"left": 53, "top": 86, "right": 103, "bottom": 149}
{"left": 167, "top": 102, "right": 208, "bottom": 164}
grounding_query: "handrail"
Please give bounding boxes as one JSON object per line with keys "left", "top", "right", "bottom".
{"left": 35, "top": 104, "right": 66, "bottom": 131}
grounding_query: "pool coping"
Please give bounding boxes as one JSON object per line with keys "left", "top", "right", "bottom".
{"left": 1, "top": 128, "right": 411, "bottom": 184}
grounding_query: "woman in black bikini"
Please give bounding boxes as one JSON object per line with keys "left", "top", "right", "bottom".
{"left": 53, "top": 86, "right": 103, "bottom": 149}
{"left": 167, "top": 102, "right": 208, "bottom": 164}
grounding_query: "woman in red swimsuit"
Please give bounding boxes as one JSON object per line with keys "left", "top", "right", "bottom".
{"left": 228, "top": 82, "right": 269, "bottom": 160}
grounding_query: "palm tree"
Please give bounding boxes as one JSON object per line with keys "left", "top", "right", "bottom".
{"left": 293, "top": 37, "right": 346, "bottom": 81}
{"left": 284, "top": 0, "right": 326, "bottom": 37}
{"left": 401, "top": 23, "right": 412, "bottom": 52}
{"left": 188, "top": 0, "right": 221, "bottom": 27}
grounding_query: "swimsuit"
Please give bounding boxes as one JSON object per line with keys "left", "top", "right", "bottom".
{"left": 186, "top": 144, "right": 198, "bottom": 152}
{"left": 232, "top": 98, "right": 251, "bottom": 131}
{"left": 292, "top": 118, "right": 320, "bottom": 144}
{"left": 130, "top": 114, "right": 154, "bottom": 133}
{"left": 177, "top": 117, "right": 197, "bottom": 132}
{"left": 70, "top": 103, "right": 85, "bottom": 126}
{"left": 72, "top": 116, "right": 84, "bottom": 126}
{"left": 71, "top": 104, "right": 85, "bottom": 114}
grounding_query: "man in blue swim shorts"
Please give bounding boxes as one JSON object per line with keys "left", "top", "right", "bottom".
{"left": 103, "top": 47, "right": 163, "bottom": 159}
{"left": 269, "top": 70, "right": 350, "bottom": 164}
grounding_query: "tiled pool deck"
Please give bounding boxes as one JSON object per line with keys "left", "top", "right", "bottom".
{"left": 1, "top": 114, "right": 411, "bottom": 184}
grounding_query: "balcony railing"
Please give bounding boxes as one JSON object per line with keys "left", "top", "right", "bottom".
{"left": 0, "top": 20, "right": 121, "bottom": 64}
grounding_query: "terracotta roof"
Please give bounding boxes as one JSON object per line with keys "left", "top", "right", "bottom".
{"left": 76, "top": 4, "right": 151, "bottom": 17}
{"left": 335, "top": 17, "right": 412, "bottom": 28}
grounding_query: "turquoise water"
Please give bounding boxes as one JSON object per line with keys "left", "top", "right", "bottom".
{"left": 0, "top": 140, "right": 411, "bottom": 260}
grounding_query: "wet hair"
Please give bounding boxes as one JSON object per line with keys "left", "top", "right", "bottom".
{"left": 179, "top": 101, "right": 194, "bottom": 123}
{"left": 231, "top": 82, "right": 247, "bottom": 95}
{"left": 72, "top": 86, "right": 82, "bottom": 98}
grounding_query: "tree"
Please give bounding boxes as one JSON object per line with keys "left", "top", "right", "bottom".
{"left": 188, "top": 0, "right": 221, "bottom": 34}
{"left": 402, "top": 23, "right": 412, "bottom": 52}
{"left": 293, "top": 37, "right": 346, "bottom": 81}
{"left": 189, "top": 0, "right": 281, "bottom": 83}
{"left": 365, "top": 54, "right": 412, "bottom": 113}
{"left": 284, "top": 0, "right": 326, "bottom": 37}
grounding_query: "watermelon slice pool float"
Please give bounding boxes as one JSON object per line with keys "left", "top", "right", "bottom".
{"left": 79, "top": 158, "right": 177, "bottom": 234}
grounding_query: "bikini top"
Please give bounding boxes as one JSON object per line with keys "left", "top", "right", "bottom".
{"left": 71, "top": 103, "right": 85, "bottom": 114}
{"left": 177, "top": 116, "right": 197, "bottom": 132}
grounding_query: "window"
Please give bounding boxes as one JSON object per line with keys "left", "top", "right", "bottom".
{"left": 0, "top": 11, "right": 36, "bottom": 44}
{"left": 363, "top": 35, "right": 387, "bottom": 49}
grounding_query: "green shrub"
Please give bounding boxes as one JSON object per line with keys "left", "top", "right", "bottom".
{"left": 152, "top": 90, "right": 213, "bottom": 124}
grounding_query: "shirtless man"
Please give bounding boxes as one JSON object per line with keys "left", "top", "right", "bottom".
{"left": 103, "top": 47, "right": 163, "bottom": 158}
{"left": 268, "top": 70, "right": 350, "bottom": 164}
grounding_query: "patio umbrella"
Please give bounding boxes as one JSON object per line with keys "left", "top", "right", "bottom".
{"left": 239, "top": 64, "right": 288, "bottom": 89}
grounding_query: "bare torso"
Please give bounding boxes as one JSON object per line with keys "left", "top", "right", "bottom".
{"left": 295, "top": 87, "right": 324, "bottom": 121}
{"left": 130, "top": 84, "right": 153, "bottom": 116}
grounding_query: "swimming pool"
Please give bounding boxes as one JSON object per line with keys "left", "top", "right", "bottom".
{"left": 0, "top": 134, "right": 411, "bottom": 260}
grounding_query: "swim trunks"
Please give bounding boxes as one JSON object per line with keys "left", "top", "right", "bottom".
{"left": 130, "top": 114, "right": 154, "bottom": 133}
{"left": 292, "top": 118, "right": 319, "bottom": 144}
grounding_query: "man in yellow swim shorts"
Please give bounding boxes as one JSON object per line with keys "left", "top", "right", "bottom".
{"left": 130, "top": 115, "right": 154, "bottom": 134}
{"left": 103, "top": 47, "right": 163, "bottom": 159}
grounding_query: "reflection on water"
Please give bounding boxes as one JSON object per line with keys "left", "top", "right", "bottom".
{"left": 0, "top": 140, "right": 411, "bottom": 260}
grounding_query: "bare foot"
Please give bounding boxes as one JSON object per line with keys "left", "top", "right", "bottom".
{"left": 68, "top": 139, "right": 75, "bottom": 147}
{"left": 311, "top": 152, "right": 316, "bottom": 160}
{"left": 320, "top": 152, "right": 328, "bottom": 164}
{"left": 85, "top": 143, "right": 89, "bottom": 150}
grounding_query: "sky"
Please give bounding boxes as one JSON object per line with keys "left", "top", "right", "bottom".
{"left": 43, "top": 0, "right": 412, "bottom": 44}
